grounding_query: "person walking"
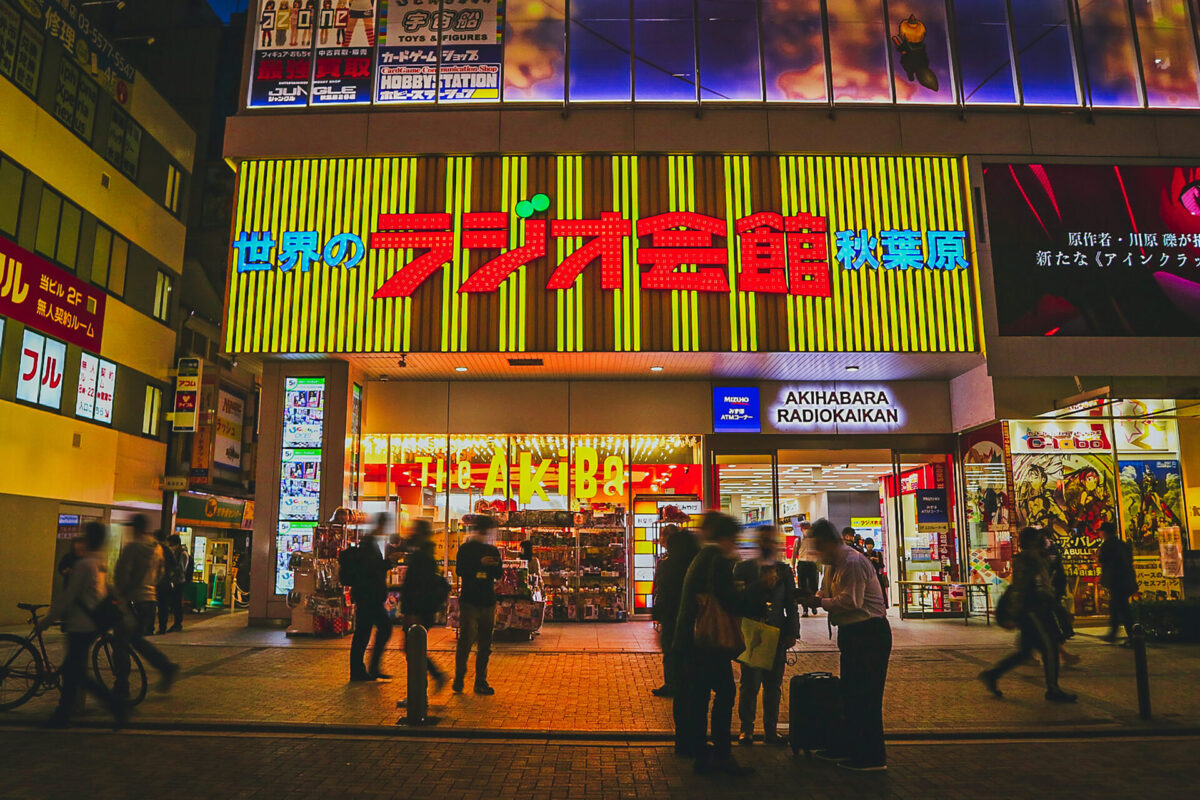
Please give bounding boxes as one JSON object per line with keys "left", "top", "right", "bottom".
{"left": 1098, "top": 521, "right": 1138, "bottom": 645}
{"left": 863, "top": 538, "right": 887, "bottom": 605}
{"left": 979, "top": 527, "right": 1078, "bottom": 703}
{"left": 165, "top": 535, "right": 190, "bottom": 631}
{"left": 798, "top": 518, "right": 892, "bottom": 771}
{"left": 36, "top": 522, "right": 127, "bottom": 728}
{"left": 1044, "top": 532, "right": 1079, "bottom": 665}
{"left": 110, "top": 516, "right": 179, "bottom": 696}
{"left": 734, "top": 525, "right": 798, "bottom": 746}
{"left": 57, "top": 537, "right": 85, "bottom": 592}
{"left": 791, "top": 522, "right": 820, "bottom": 617}
{"left": 155, "top": 530, "right": 178, "bottom": 635}
{"left": 400, "top": 519, "right": 450, "bottom": 691}
{"left": 651, "top": 525, "right": 699, "bottom": 698}
{"left": 673, "top": 511, "right": 775, "bottom": 777}
{"left": 346, "top": 514, "right": 394, "bottom": 682}
{"left": 453, "top": 516, "right": 502, "bottom": 695}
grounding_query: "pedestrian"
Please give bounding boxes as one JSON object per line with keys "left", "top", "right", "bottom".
{"left": 345, "top": 513, "right": 394, "bottom": 682}
{"left": 650, "top": 525, "right": 699, "bottom": 698}
{"left": 791, "top": 522, "right": 820, "bottom": 617}
{"left": 400, "top": 519, "right": 450, "bottom": 691}
{"left": 519, "top": 538, "right": 541, "bottom": 580}
{"left": 453, "top": 515, "right": 502, "bottom": 695}
{"left": 979, "top": 527, "right": 1078, "bottom": 703}
{"left": 673, "top": 511, "right": 776, "bottom": 777}
{"left": 863, "top": 537, "right": 887, "bottom": 604}
{"left": 1098, "top": 521, "right": 1138, "bottom": 645}
{"left": 1043, "top": 532, "right": 1079, "bottom": 665}
{"left": 842, "top": 526, "right": 864, "bottom": 552}
{"left": 36, "top": 522, "right": 127, "bottom": 728}
{"left": 110, "top": 515, "right": 179, "bottom": 696}
{"left": 155, "top": 530, "right": 178, "bottom": 635}
{"left": 165, "top": 535, "right": 190, "bottom": 631}
{"left": 798, "top": 518, "right": 892, "bottom": 771}
{"left": 57, "top": 537, "right": 85, "bottom": 591}
{"left": 734, "top": 524, "right": 798, "bottom": 746}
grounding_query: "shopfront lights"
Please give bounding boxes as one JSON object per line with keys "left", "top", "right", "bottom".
{"left": 845, "top": 365, "right": 860, "bottom": 372}
{"left": 455, "top": 366, "right": 468, "bottom": 372}
{"left": 650, "top": 366, "right": 664, "bottom": 372}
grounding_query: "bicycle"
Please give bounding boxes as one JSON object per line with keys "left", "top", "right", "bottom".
{"left": 0, "top": 602, "right": 148, "bottom": 711}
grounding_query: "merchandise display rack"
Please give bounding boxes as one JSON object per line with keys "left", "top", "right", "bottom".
{"left": 285, "top": 507, "right": 367, "bottom": 637}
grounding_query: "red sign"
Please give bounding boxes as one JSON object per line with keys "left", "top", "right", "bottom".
{"left": 0, "top": 236, "right": 106, "bottom": 350}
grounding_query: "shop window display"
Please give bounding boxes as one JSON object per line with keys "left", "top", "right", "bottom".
{"left": 961, "top": 423, "right": 1012, "bottom": 608}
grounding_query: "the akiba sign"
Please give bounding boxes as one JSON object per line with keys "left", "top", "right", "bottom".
{"left": 224, "top": 155, "right": 980, "bottom": 355}
{"left": 770, "top": 385, "right": 904, "bottom": 431}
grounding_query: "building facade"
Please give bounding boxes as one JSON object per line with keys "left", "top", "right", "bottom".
{"left": 0, "top": 0, "right": 194, "bottom": 622}
{"left": 223, "top": 1, "right": 1200, "bottom": 627}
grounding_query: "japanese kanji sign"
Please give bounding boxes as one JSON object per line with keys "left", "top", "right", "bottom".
{"left": 1, "top": 234, "right": 106, "bottom": 350}
{"left": 224, "top": 154, "right": 980, "bottom": 354}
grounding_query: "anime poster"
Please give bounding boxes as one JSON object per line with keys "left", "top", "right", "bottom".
{"left": 375, "top": 0, "right": 502, "bottom": 103}
{"left": 1010, "top": 424, "right": 1117, "bottom": 616}
{"left": 961, "top": 423, "right": 1012, "bottom": 604}
{"left": 983, "top": 163, "right": 1200, "bottom": 336}
{"left": 311, "top": 0, "right": 376, "bottom": 104}
{"left": 249, "top": 0, "right": 316, "bottom": 107}
{"left": 1119, "top": 459, "right": 1185, "bottom": 555}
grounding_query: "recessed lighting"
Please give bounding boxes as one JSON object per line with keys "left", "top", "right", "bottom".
{"left": 845, "top": 365, "right": 860, "bottom": 372}
{"left": 650, "top": 366, "right": 664, "bottom": 372}
{"left": 455, "top": 366, "right": 468, "bottom": 372}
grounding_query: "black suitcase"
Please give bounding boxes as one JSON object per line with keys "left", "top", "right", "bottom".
{"left": 788, "top": 671, "right": 843, "bottom": 757}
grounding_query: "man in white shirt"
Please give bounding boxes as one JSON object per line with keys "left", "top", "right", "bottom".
{"left": 798, "top": 518, "right": 891, "bottom": 771}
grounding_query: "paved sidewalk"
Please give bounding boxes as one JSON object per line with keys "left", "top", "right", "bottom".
{"left": 4, "top": 613, "right": 1198, "bottom": 735}
{"left": 0, "top": 728, "right": 1192, "bottom": 799}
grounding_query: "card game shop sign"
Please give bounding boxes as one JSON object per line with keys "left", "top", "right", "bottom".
{"left": 222, "top": 154, "right": 981, "bottom": 355}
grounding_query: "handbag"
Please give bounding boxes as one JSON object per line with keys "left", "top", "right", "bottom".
{"left": 693, "top": 553, "right": 745, "bottom": 658}
{"left": 738, "top": 617, "right": 780, "bottom": 670}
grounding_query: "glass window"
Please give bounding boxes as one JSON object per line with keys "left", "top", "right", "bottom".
{"left": 12, "top": 21, "right": 43, "bottom": 95}
{"left": 504, "top": 0, "right": 565, "bottom": 101}
{"left": 889, "top": 1, "right": 956, "bottom": 104}
{"left": 634, "top": 0, "right": 696, "bottom": 101}
{"left": 122, "top": 123, "right": 141, "bottom": 178}
{"left": 89, "top": 224, "right": 127, "bottom": 296}
{"left": 954, "top": 0, "right": 1017, "bottom": 103}
{"left": 109, "top": 235, "right": 128, "bottom": 295}
{"left": 762, "top": 0, "right": 826, "bottom": 101}
{"left": 0, "top": 3, "right": 18, "bottom": 77}
{"left": 697, "top": 0, "right": 761, "bottom": 100}
{"left": 827, "top": 0, "right": 891, "bottom": 102}
{"left": 569, "top": 0, "right": 632, "bottom": 101}
{"left": 53, "top": 60, "right": 79, "bottom": 126}
{"left": 106, "top": 110, "right": 141, "bottom": 179}
{"left": 1011, "top": 0, "right": 1079, "bottom": 105}
{"left": 57, "top": 201, "right": 80, "bottom": 269}
{"left": 1133, "top": 0, "right": 1200, "bottom": 108}
{"left": 74, "top": 73, "right": 98, "bottom": 139}
{"left": 35, "top": 190, "right": 62, "bottom": 260}
{"left": 143, "top": 385, "right": 162, "bottom": 436}
{"left": 1077, "top": 0, "right": 1142, "bottom": 107}
{"left": 0, "top": 156, "right": 23, "bottom": 236}
{"left": 92, "top": 224, "right": 112, "bottom": 287}
{"left": 164, "top": 163, "right": 182, "bottom": 215}
{"left": 153, "top": 270, "right": 173, "bottom": 322}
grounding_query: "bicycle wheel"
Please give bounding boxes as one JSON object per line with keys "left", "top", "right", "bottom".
{"left": 0, "top": 634, "right": 43, "bottom": 711}
{"left": 91, "top": 635, "right": 148, "bottom": 707}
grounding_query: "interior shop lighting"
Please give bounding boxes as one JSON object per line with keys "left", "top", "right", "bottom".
{"left": 650, "top": 366, "right": 664, "bottom": 372}
{"left": 845, "top": 365, "right": 860, "bottom": 372}
{"left": 455, "top": 366, "right": 468, "bottom": 372}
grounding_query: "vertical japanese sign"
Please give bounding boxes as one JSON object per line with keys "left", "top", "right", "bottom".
{"left": 94, "top": 356, "right": 115, "bottom": 423}
{"left": 172, "top": 357, "right": 202, "bottom": 432}
{"left": 248, "top": 0, "right": 315, "bottom": 107}
{"left": 214, "top": 388, "right": 246, "bottom": 472}
{"left": 1, "top": 235, "right": 105, "bottom": 349}
{"left": 17, "top": 328, "right": 65, "bottom": 409}
{"left": 311, "top": 0, "right": 376, "bottom": 104}
{"left": 75, "top": 351, "right": 115, "bottom": 423}
{"left": 376, "top": 0, "right": 502, "bottom": 103}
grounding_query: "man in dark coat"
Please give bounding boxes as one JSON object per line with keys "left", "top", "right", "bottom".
{"left": 401, "top": 519, "right": 450, "bottom": 689}
{"left": 1098, "top": 521, "right": 1138, "bottom": 644}
{"left": 651, "top": 525, "right": 699, "bottom": 698}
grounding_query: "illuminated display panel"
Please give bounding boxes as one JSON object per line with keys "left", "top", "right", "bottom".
{"left": 224, "top": 154, "right": 980, "bottom": 355}
{"left": 275, "top": 376, "right": 325, "bottom": 592}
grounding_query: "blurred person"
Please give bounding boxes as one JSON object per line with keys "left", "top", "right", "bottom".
{"left": 791, "top": 522, "right": 820, "bottom": 617}
{"left": 400, "top": 519, "right": 450, "bottom": 692}
{"left": 345, "top": 513, "right": 394, "bottom": 682}
{"left": 57, "top": 537, "right": 86, "bottom": 591}
{"left": 453, "top": 516, "right": 502, "bottom": 695}
{"left": 165, "top": 535, "right": 191, "bottom": 632}
{"left": 1043, "top": 532, "right": 1079, "bottom": 666}
{"left": 674, "top": 512, "right": 777, "bottom": 777}
{"left": 36, "top": 522, "right": 126, "bottom": 728}
{"left": 154, "top": 530, "right": 179, "bottom": 635}
{"left": 842, "top": 527, "right": 864, "bottom": 553}
{"left": 734, "top": 525, "right": 798, "bottom": 746}
{"left": 519, "top": 538, "right": 541, "bottom": 580}
{"left": 863, "top": 538, "right": 887, "bottom": 605}
{"left": 651, "top": 525, "right": 699, "bottom": 699}
{"left": 112, "top": 515, "right": 179, "bottom": 694}
{"left": 979, "top": 527, "right": 1077, "bottom": 703}
{"left": 1099, "top": 521, "right": 1138, "bottom": 645}
{"left": 798, "top": 518, "right": 891, "bottom": 771}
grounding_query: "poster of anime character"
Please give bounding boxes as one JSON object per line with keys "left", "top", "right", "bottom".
{"left": 960, "top": 423, "right": 1012, "bottom": 606}
{"left": 249, "top": 0, "right": 316, "bottom": 107}
{"left": 375, "top": 0, "right": 502, "bottom": 103}
{"left": 311, "top": 0, "right": 376, "bottom": 104}
{"left": 1010, "top": 432, "right": 1117, "bottom": 616}
{"left": 1119, "top": 459, "right": 1186, "bottom": 555}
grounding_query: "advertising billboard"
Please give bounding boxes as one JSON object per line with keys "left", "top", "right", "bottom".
{"left": 225, "top": 154, "right": 980, "bottom": 355}
{"left": 983, "top": 163, "right": 1200, "bottom": 336}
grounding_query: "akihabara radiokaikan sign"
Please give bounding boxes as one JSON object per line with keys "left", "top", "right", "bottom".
{"left": 223, "top": 155, "right": 981, "bottom": 355}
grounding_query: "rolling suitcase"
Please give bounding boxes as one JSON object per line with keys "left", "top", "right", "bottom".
{"left": 788, "top": 671, "right": 843, "bottom": 757}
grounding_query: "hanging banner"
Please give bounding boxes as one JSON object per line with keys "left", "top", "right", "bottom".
{"left": 1, "top": 235, "right": 106, "bottom": 350}
{"left": 214, "top": 388, "right": 246, "bottom": 472}
{"left": 248, "top": 0, "right": 315, "bottom": 107}
{"left": 172, "top": 357, "right": 202, "bottom": 432}
{"left": 311, "top": 0, "right": 376, "bottom": 105}
{"left": 375, "top": 0, "right": 502, "bottom": 103}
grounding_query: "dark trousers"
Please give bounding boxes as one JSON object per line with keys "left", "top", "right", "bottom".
{"left": 837, "top": 616, "right": 892, "bottom": 768}
{"left": 1108, "top": 592, "right": 1134, "bottom": 640}
{"left": 455, "top": 601, "right": 495, "bottom": 686}
{"left": 133, "top": 600, "right": 156, "bottom": 637}
{"left": 54, "top": 632, "right": 119, "bottom": 722}
{"left": 738, "top": 644, "right": 787, "bottom": 737}
{"left": 113, "top": 611, "right": 176, "bottom": 692}
{"left": 156, "top": 583, "right": 182, "bottom": 632}
{"left": 408, "top": 613, "right": 445, "bottom": 680}
{"left": 659, "top": 622, "right": 678, "bottom": 690}
{"left": 678, "top": 652, "right": 736, "bottom": 763}
{"left": 350, "top": 601, "right": 393, "bottom": 677}
{"left": 988, "top": 612, "right": 1060, "bottom": 691}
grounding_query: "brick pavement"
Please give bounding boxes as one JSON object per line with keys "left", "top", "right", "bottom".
{"left": 0, "top": 728, "right": 1191, "bottom": 799}
{"left": 4, "top": 613, "right": 1199, "bottom": 734}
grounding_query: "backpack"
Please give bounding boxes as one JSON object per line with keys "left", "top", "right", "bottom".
{"left": 338, "top": 544, "right": 365, "bottom": 589}
{"left": 171, "top": 547, "right": 190, "bottom": 584}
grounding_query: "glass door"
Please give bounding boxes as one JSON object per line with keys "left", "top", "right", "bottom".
{"left": 888, "top": 451, "right": 962, "bottom": 617}
{"left": 711, "top": 452, "right": 778, "bottom": 555}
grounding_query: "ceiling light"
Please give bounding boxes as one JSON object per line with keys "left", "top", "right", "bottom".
{"left": 650, "top": 366, "right": 664, "bottom": 372}
{"left": 455, "top": 366, "right": 468, "bottom": 372}
{"left": 845, "top": 365, "right": 860, "bottom": 373}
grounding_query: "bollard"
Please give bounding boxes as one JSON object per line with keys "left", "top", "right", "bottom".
{"left": 399, "top": 623, "right": 430, "bottom": 725}
{"left": 1131, "top": 624, "right": 1151, "bottom": 721}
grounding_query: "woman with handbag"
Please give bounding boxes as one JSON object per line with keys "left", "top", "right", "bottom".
{"left": 672, "top": 512, "right": 777, "bottom": 777}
